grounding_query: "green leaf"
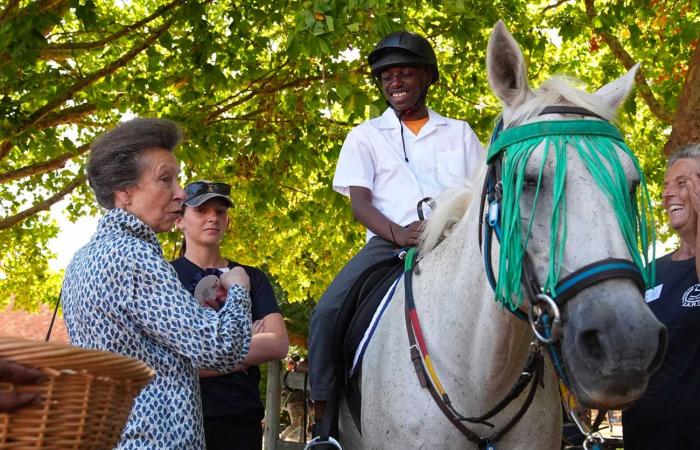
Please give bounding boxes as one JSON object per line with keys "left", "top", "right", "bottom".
{"left": 74, "top": 0, "right": 98, "bottom": 29}
{"left": 0, "top": 0, "right": 692, "bottom": 317}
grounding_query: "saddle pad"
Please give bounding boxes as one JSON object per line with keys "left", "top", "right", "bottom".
{"left": 349, "top": 274, "right": 402, "bottom": 377}
{"left": 332, "top": 257, "right": 402, "bottom": 374}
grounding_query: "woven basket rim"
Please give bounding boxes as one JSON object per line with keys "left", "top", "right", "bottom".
{"left": 0, "top": 336, "right": 154, "bottom": 381}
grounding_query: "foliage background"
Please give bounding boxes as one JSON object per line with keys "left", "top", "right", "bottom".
{"left": 0, "top": 0, "right": 697, "bottom": 342}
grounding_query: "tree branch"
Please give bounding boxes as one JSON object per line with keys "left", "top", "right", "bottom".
{"left": 32, "top": 0, "right": 70, "bottom": 38}
{"left": 321, "top": 116, "right": 359, "bottom": 127}
{"left": 0, "top": 142, "right": 10, "bottom": 160}
{"left": 204, "top": 109, "right": 263, "bottom": 124}
{"left": 40, "top": 0, "right": 184, "bottom": 58}
{"left": 440, "top": 83, "right": 480, "bottom": 106}
{"left": 664, "top": 40, "right": 700, "bottom": 155}
{"left": 584, "top": 0, "right": 674, "bottom": 124}
{"left": 204, "top": 74, "right": 328, "bottom": 125}
{"left": 205, "top": 63, "right": 287, "bottom": 123}
{"left": 33, "top": 103, "right": 97, "bottom": 130}
{"left": 0, "top": 173, "right": 85, "bottom": 230}
{"left": 0, "top": 143, "right": 90, "bottom": 183}
{"left": 0, "top": 0, "right": 20, "bottom": 23}
{"left": 4, "top": 13, "right": 178, "bottom": 146}
{"left": 280, "top": 184, "right": 311, "bottom": 196}
{"left": 540, "top": 0, "right": 573, "bottom": 14}
{"left": 0, "top": 0, "right": 69, "bottom": 65}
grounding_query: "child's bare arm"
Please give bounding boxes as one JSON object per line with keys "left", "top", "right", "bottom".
{"left": 349, "top": 186, "right": 422, "bottom": 247}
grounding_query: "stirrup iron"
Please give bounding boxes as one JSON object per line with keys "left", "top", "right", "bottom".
{"left": 304, "top": 436, "right": 343, "bottom": 449}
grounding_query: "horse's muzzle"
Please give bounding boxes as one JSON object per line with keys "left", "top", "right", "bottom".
{"left": 560, "top": 281, "right": 667, "bottom": 409}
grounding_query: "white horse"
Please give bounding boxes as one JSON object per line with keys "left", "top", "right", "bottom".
{"left": 339, "top": 21, "right": 666, "bottom": 450}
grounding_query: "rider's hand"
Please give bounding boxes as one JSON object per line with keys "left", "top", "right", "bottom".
{"left": 394, "top": 220, "right": 423, "bottom": 247}
{"left": 220, "top": 267, "right": 250, "bottom": 292}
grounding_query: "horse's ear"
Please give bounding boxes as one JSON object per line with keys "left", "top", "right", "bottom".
{"left": 487, "top": 20, "right": 532, "bottom": 111}
{"left": 593, "top": 63, "right": 639, "bottom": 111}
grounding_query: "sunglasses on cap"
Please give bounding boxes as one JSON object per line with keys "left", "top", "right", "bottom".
{"left": 185, "top": 181, "right": 231, "bottom": 198}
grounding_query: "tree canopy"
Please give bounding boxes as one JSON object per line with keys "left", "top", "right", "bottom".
{"left": 0, "top": 0, "right": 698, "bottom": 313}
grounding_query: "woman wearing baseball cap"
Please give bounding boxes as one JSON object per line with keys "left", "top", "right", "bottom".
{"left": 172, "top": 180, "right": 289, "bottom": 450}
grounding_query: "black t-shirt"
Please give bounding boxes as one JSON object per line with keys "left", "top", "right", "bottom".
{"left": 171, "top": 256, "right": 281, "bottom": 422}
{"left": 623, "top": 253, "right": 700, "bottom": 424}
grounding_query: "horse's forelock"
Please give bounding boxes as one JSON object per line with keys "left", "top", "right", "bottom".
{"left": 507, "top": 76, "right": 616, "bottom": 127}
{"left": 419, "top": 184, "right": 474, "bottom": 254}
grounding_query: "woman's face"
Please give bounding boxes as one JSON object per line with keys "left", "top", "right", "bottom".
{"left": 662, "top": 158, "right": 700, "bottom": 235}
{"left": 178, "top": 199, "right": 230, "bottom": 247}
{"left": 125, "top": 148, "right": 185, "bottom": 233}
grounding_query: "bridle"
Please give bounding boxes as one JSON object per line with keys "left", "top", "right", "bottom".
{"left": 404, "top": 106, "right": 647, "bottom": 450}
{"left": 479, "top": 110, "right": 646, "bottom": 345}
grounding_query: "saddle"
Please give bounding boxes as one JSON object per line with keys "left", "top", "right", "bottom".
{"left": 322, "top": 255, "right": 403, "bottom": 440}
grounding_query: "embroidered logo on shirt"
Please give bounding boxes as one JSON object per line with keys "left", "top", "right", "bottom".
{"left": 681, "top": 283, "right": 700, "bottom": 307}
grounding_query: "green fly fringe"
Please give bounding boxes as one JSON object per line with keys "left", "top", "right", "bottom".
{"left": 495, "top": 134, "right": 656, "bottom": 311}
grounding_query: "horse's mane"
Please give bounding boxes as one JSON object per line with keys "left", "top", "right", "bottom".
{"left": 508, "top": 76, "right": 617, "bottom": 127}
{"left": 419, "top": 183, "right": 474, "bottom": 254}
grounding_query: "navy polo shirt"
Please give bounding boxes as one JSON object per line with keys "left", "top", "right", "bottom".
{"left": 171, "top": 257, "right": 280, "bottom": 422}
{"left": 622, "top": 253, "right": 700, "bottom": 448}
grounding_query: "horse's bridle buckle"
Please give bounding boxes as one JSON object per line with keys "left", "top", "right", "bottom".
{"left": 528, "top": 293, "right": 562, "bottom": 344}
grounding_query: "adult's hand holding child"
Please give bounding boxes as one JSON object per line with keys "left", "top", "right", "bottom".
{"left": 220, "top": 266, "right": 250, "bottom": 292}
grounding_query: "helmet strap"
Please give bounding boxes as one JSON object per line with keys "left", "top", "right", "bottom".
{"left": 383, "top": 82, "right": 430, "bottom": 118}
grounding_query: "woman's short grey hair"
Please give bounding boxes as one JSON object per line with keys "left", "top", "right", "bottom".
{"left": 87, "top": 118, "right": 183, "bottom": 208}
{"left": 668, "top": 143, "right": 700, "bottom": 169}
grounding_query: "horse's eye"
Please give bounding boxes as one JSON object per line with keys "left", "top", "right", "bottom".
{"left": 523, "top": 176, "right": 539, "bottom": 188}
{"left": 629, "top": 180, "right": 639, "bottom": 197}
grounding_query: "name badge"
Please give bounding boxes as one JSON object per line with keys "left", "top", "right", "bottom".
{"left": 645, "top": 284, "right": 663, "bottom": 303}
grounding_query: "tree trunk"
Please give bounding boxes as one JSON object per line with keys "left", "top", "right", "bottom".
{"left": 665, "top": 41, "right": 700, "bottom": 155}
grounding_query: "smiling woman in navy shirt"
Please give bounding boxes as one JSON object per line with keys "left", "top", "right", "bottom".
{"left": 623, "top": 143, "right": 700, "bottom": 449}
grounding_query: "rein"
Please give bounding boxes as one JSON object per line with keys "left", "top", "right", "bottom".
{"left": 404, "top": 107, "right": 652, "bottom": 449}
{"left": 404, "top": 247, "right": 544, "bottom": 450}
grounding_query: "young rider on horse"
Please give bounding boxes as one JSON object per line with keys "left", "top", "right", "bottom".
{"left": 307, "top": 30, "right": 484, "bottom": 432}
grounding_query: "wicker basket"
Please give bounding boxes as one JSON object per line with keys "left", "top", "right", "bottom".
{"left": 0, "top": 337, "right": 154, "bottom": 450}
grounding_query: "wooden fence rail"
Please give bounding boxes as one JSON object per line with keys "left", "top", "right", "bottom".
{"left": 263, "top": 359, "right": 307, "bottom": 450}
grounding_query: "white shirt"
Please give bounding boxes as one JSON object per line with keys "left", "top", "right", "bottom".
{"left": 333, "top": 107, "right": 484, "bottom": 241}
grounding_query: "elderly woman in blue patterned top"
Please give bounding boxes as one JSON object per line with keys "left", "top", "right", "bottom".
{"left": 61, "top": 118, "right": 252, "bottom": 450}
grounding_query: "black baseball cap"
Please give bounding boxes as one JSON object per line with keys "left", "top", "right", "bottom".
{"left": 183, "top": 181, "right": 233, "bottom": 208}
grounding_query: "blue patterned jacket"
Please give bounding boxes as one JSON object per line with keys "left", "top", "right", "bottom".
{"left": 62, "top": 208, "right": 251, "bottom": 449}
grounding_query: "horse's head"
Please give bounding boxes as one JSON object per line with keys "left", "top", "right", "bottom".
{"left": 485, "top": 21, "right": 667, "bottom": 409}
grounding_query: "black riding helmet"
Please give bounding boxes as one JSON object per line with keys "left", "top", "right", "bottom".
{"left": 368, "top": 31, "right": 438, "bottom": 84}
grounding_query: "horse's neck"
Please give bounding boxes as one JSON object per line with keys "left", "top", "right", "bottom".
{"left": 416, "top": 189, "right": 532, "bottom": 395}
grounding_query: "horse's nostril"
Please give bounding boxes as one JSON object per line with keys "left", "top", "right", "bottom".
{"left": 648, "top": 326, "right": 668, "bottom": 374}
{"left": 578, "top": 329, "right": 606, "bottom": 362}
